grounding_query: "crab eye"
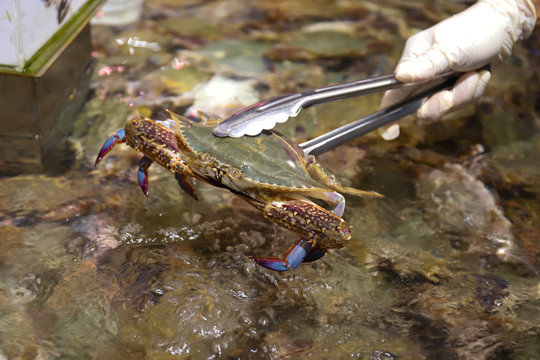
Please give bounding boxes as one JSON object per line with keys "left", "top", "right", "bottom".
{"left": 229, "top": 168, "right": 243, "bottom": 180}
{"left": 198, "top": 153, "right": 210, "bottom": 162}
{"left": 159, "top": 119, "right": 177, "bottom": 131}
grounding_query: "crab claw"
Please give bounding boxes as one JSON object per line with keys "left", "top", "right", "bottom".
{"left": 251, "top": 238, "right": 315, "bottom": 271}
{"left": 175, "top": 173, "right": 199, "bottom": 200}
{"left": 137, "top": 156, "right": 153, "bottom": 197}
{"left": 303, "top": 247, "right": 326, "bottom": 262}
{"left": 94, "top": 128, "right": 126, "bottom": 166}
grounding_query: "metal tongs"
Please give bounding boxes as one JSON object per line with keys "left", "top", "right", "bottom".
{"left": 213, "top": 71, "right": 463, "bottom": 155}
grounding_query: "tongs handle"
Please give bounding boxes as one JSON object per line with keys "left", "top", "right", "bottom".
{"left": 276, "top": 73, "right": 400, "bottom": 110}
{"left": 299, "top": 74, "right": 460, "bottom": 155}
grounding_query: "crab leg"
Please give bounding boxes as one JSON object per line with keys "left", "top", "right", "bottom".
{"left": 175, "top": 173, "right": 198, "bottom": 200}
{"left": 137, "top": 156, "right": 199, "bottom": 200}
{"left": 314, "top": 191, "right": 346, "bottom": 217}
{"left": 94, "top": 128, "right": 126, "bottom": 166}
{"left": 252, "top": 238, "right": 314, "bottom": 271}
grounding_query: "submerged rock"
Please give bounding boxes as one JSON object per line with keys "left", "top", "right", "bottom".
{"left": 417, "top": 163, "right": 521, "bottom": 265}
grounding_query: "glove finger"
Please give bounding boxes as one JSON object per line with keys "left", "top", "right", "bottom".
{"left": 418, "top": 70, "right": 491, "bottom": 120}
{"left": 399, "top": 30, "right": 434, "bottom": 62}
{"left": 395, "top": 47, "right": 451, "bottom": 83}
{"left": 379, "top": 123, "right": 400, "bottom": 141}
{"left": 378, "top": 83, "right": 418, "bottom": 140}
{"left": 380, "top": 86, "right": 416, "bottom": 109}
{"left": 417, "top": 90, "right": 454, "bottom": 121}
{"left": 452, "top": 69, "right": 491, "bottom": 107}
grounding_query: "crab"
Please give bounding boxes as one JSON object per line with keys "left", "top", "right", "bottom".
{"left": 95, "top": 110, "right": 380, "bottom": 271}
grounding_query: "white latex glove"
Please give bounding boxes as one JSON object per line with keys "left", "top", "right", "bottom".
{"left": 380, "top": 0, "right": 537, "bottom": 140}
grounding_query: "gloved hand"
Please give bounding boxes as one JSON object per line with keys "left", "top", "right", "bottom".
{"left": 380, "top": 0, "right": 537, "bottom": 140}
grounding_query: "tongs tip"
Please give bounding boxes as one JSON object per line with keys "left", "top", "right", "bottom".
{"left": 213, "top": 108, "right": 290, "bottom": 138}
{"left": 213, "top": 124, "right": 236, "bottom": 137}
{"left": 213, "top": 120, "right": 268, "bottom": 138}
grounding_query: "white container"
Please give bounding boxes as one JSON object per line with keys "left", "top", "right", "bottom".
{"left": 0, "top": 0, "right": 102, "bottom": 74}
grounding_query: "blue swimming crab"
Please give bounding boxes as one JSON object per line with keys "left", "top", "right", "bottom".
{"left": 95, "top": 110, "right": 380, "bottom": 271}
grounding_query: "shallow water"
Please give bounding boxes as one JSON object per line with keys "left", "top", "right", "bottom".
{"left": 1, "top": 1, "right": 540, "bottom": 359}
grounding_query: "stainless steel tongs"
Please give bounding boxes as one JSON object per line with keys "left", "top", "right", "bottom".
{"left": 213, "top": 71, "right": 464, "bottom": 155}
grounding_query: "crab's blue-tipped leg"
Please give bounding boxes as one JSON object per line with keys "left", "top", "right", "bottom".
{"left": 137, "top": 156, "right": 153, "bottom": 197}
{"left": 94, "top": 128, "right": 126, "bottom": 166}
{"left": 175, "top": 173, "right": 198, "bottom": 200}
{"left": 251, "top": 238, "right": 313, "bottom": 271}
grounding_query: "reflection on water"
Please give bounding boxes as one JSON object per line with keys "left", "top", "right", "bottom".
{"left": 1, "top": 0, "right": 539, "bottom": 359}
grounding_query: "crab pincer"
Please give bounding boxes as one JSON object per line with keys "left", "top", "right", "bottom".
{"left": 94, "top": 128, "right": 126, "bottom": 166}
{"left": 251, "top": 199, "right": 352, "bottom": 271}
{"left": 137, "top": 156, "right": 153, "bottom": 197}
{"left": 251, "top": 238, "right": 329, "bottom": 271}
{"left": 94, "top": 128, "right": 153, "bottom": 197}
